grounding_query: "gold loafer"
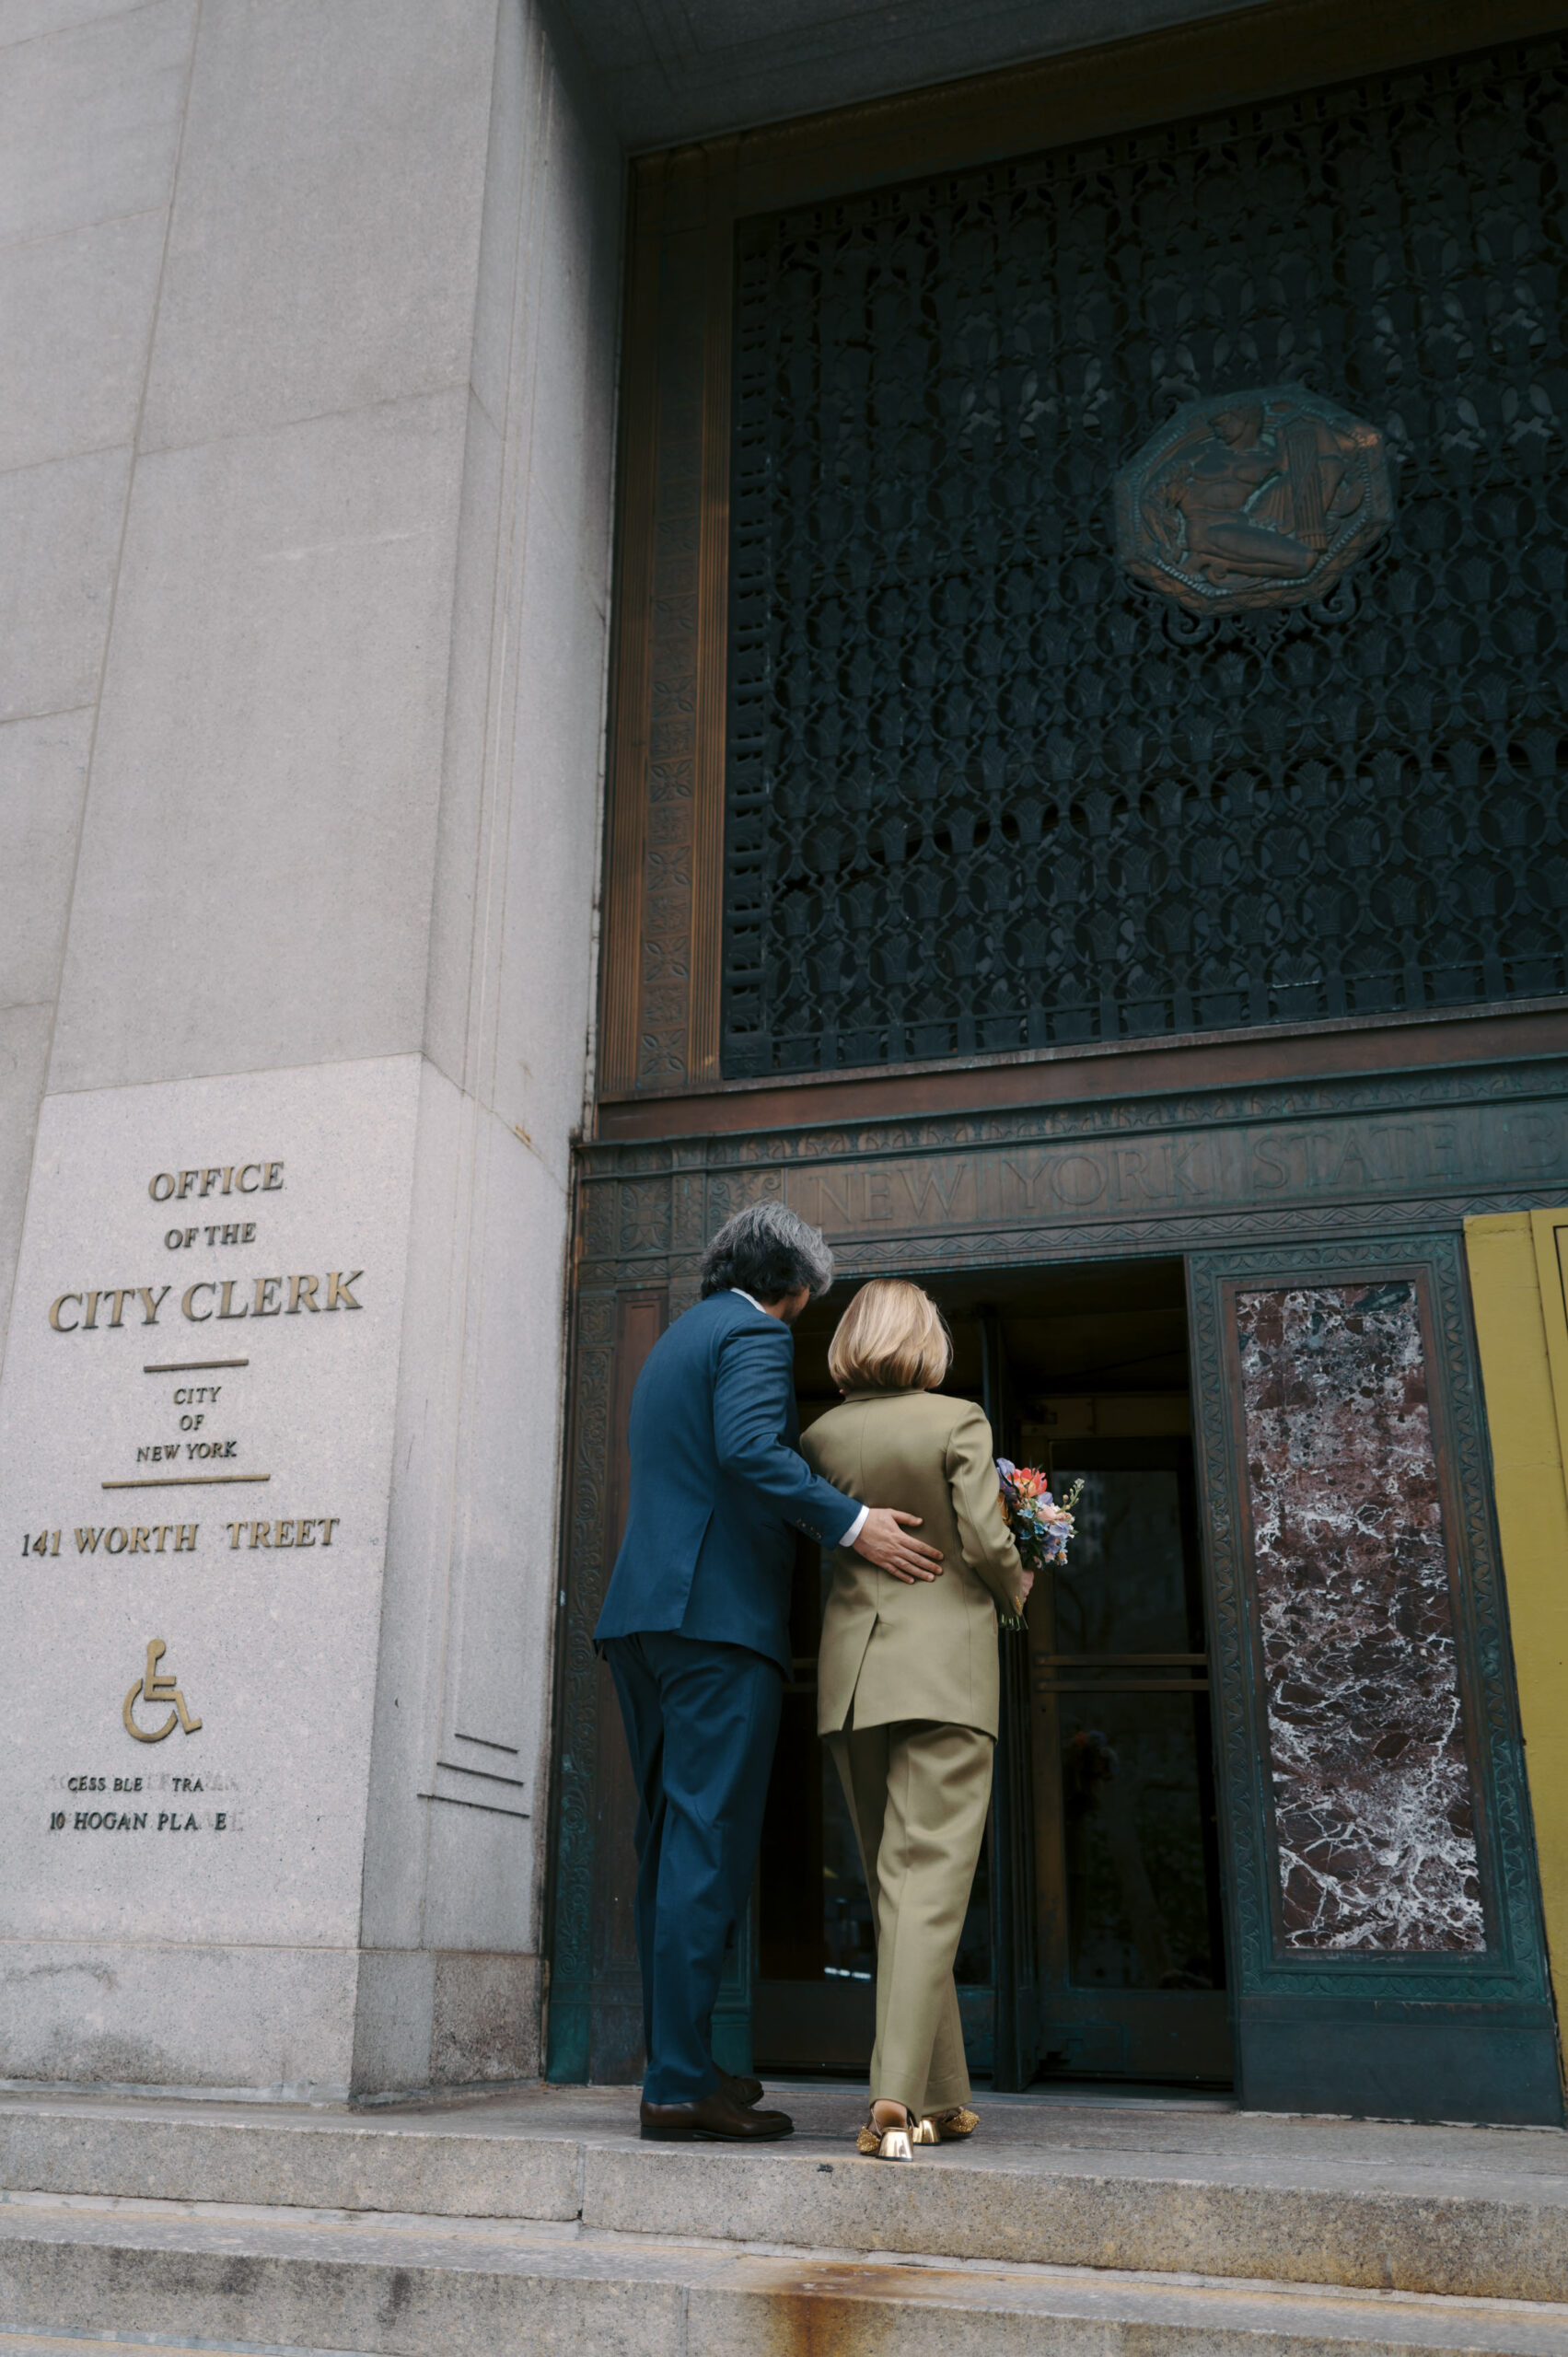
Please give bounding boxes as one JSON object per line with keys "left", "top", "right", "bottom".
{"left": 856, "top": 2108, "right": 915, "bottom": 2160}
{"left": 918, "top": 2106, "right": 979, "bottom": 2142}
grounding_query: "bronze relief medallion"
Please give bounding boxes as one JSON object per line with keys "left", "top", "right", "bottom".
{"left": 1113, "top": 386, "right": 1393, "bottom": 615}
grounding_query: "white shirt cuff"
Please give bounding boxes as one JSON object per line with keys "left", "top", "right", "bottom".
{"left": 842, "top": 1504, "right": 869, "bottom": 1548}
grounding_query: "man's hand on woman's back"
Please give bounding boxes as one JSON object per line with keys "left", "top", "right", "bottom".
{"left": 852, "top": 1508, "right": 945, "bottom": 1584}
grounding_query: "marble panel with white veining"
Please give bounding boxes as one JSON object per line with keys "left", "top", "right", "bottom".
{"left": 1237, "top": 1283, "right": 1483, "bottom": 1951}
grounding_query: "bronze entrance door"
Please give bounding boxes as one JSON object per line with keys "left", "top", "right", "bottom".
{"left": 752, "top": 1260, "right": 1231, "bottom": 2090}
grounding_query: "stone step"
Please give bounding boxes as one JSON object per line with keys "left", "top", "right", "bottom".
{"left": 0, "top": 2340, "right": 368, "bottom": 2357}
{"left": 5, "top": 2193, "right": 1568, "bottom": 2357}
{"left": 5, "top": 2088, "right": 1568, "bottom": 2306}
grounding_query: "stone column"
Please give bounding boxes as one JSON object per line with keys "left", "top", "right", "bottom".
{"left": 0, "top": 0, "right": 621, "bottom": 2096}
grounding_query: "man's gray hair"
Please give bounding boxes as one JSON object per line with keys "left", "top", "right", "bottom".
{"left": 699, "top": 1202, "right": 835, "bottom": 1303}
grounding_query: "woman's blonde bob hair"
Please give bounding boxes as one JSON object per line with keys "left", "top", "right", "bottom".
{"left": 827, "top": 1278, "right": 953, "bottom": 1393}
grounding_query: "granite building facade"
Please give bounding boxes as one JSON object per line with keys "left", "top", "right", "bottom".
{"left": 2, "top": 0, "right": 1567, "bottom": 2124}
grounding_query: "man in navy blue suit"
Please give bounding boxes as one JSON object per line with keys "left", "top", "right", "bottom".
{"left": 596, "top": 1202, "right": 942, "bottom": 2142}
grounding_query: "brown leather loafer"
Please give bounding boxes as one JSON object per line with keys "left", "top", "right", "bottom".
{"left": 640, "top": 2089, "right": 794, "bottom": 2142}
{"left": 719, "top": 2070, "right": 766, "bottom": 2108}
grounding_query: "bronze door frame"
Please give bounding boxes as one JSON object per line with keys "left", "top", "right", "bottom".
{"left": 545, "top": 1059, "right": 1568, "bottom": 2116}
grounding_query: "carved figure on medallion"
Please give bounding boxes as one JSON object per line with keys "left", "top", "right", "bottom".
{"left": 1114, "top": 386, "right": 1392, "bottom": 615}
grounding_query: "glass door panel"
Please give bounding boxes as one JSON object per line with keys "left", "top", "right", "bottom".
{"left": 1028, "top": 1441, "right": 1230, "bottom": 2082}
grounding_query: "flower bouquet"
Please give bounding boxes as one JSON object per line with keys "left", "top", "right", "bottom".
{"left": 993, "top": 1459, "right": 1084, "bottom": 1631}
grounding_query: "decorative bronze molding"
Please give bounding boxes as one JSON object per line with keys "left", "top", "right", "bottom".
{"left": 1114, "top": 388, "right": 1393, "bottom": 616}
{"left": 598, "top": 161, "right": 664, "bottom": 1097}
{"left": 596, "top": 1004, "right": 1568, "bottom": 1145}
{"left": 579, "top": 1059, "right": 1568, "bottom": 1271}
{"left": 726, "top": 0, "right": 1568, "bottom": 217}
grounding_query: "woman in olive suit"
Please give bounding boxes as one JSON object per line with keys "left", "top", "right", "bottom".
{"left": 801, "top": 1278, "right": 1028, "bottom": 2159}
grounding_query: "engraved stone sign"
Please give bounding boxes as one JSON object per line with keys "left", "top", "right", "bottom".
{"left": 1113, "top": 385, "right": 1392, "bottom": 614}
{"left": 0, "top": 1059, "right": 417, "bottom": 2090}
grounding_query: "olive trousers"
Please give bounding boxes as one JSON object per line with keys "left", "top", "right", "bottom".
{"left": 825, "top": 1717, "right": 994, "bottom": 2119}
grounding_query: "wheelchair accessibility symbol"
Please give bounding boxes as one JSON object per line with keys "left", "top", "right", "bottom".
{"left": 123, "top": 1639, "right": 202, "bottom": 1743}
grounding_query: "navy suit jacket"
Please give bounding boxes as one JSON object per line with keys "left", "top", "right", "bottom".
{"left": 593, "top": 1290, "right": 863, "bottom": 1675}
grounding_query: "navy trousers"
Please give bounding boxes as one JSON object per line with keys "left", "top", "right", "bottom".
{"left": 602, "top": 1629, "right": 783, "bottom": 2105}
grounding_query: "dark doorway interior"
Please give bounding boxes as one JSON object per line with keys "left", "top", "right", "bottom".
{"left": 753, "top": 1256, "right": 1232, "bottom": 2090}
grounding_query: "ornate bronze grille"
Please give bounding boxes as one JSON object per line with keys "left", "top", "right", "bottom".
{"left": 722, "top": 38, "right": 1568, "bottom": 1077}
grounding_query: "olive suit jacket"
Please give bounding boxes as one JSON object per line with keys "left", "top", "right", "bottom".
{"left": 801, "top": 1389, "right": 1025, "bottom": 1738}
